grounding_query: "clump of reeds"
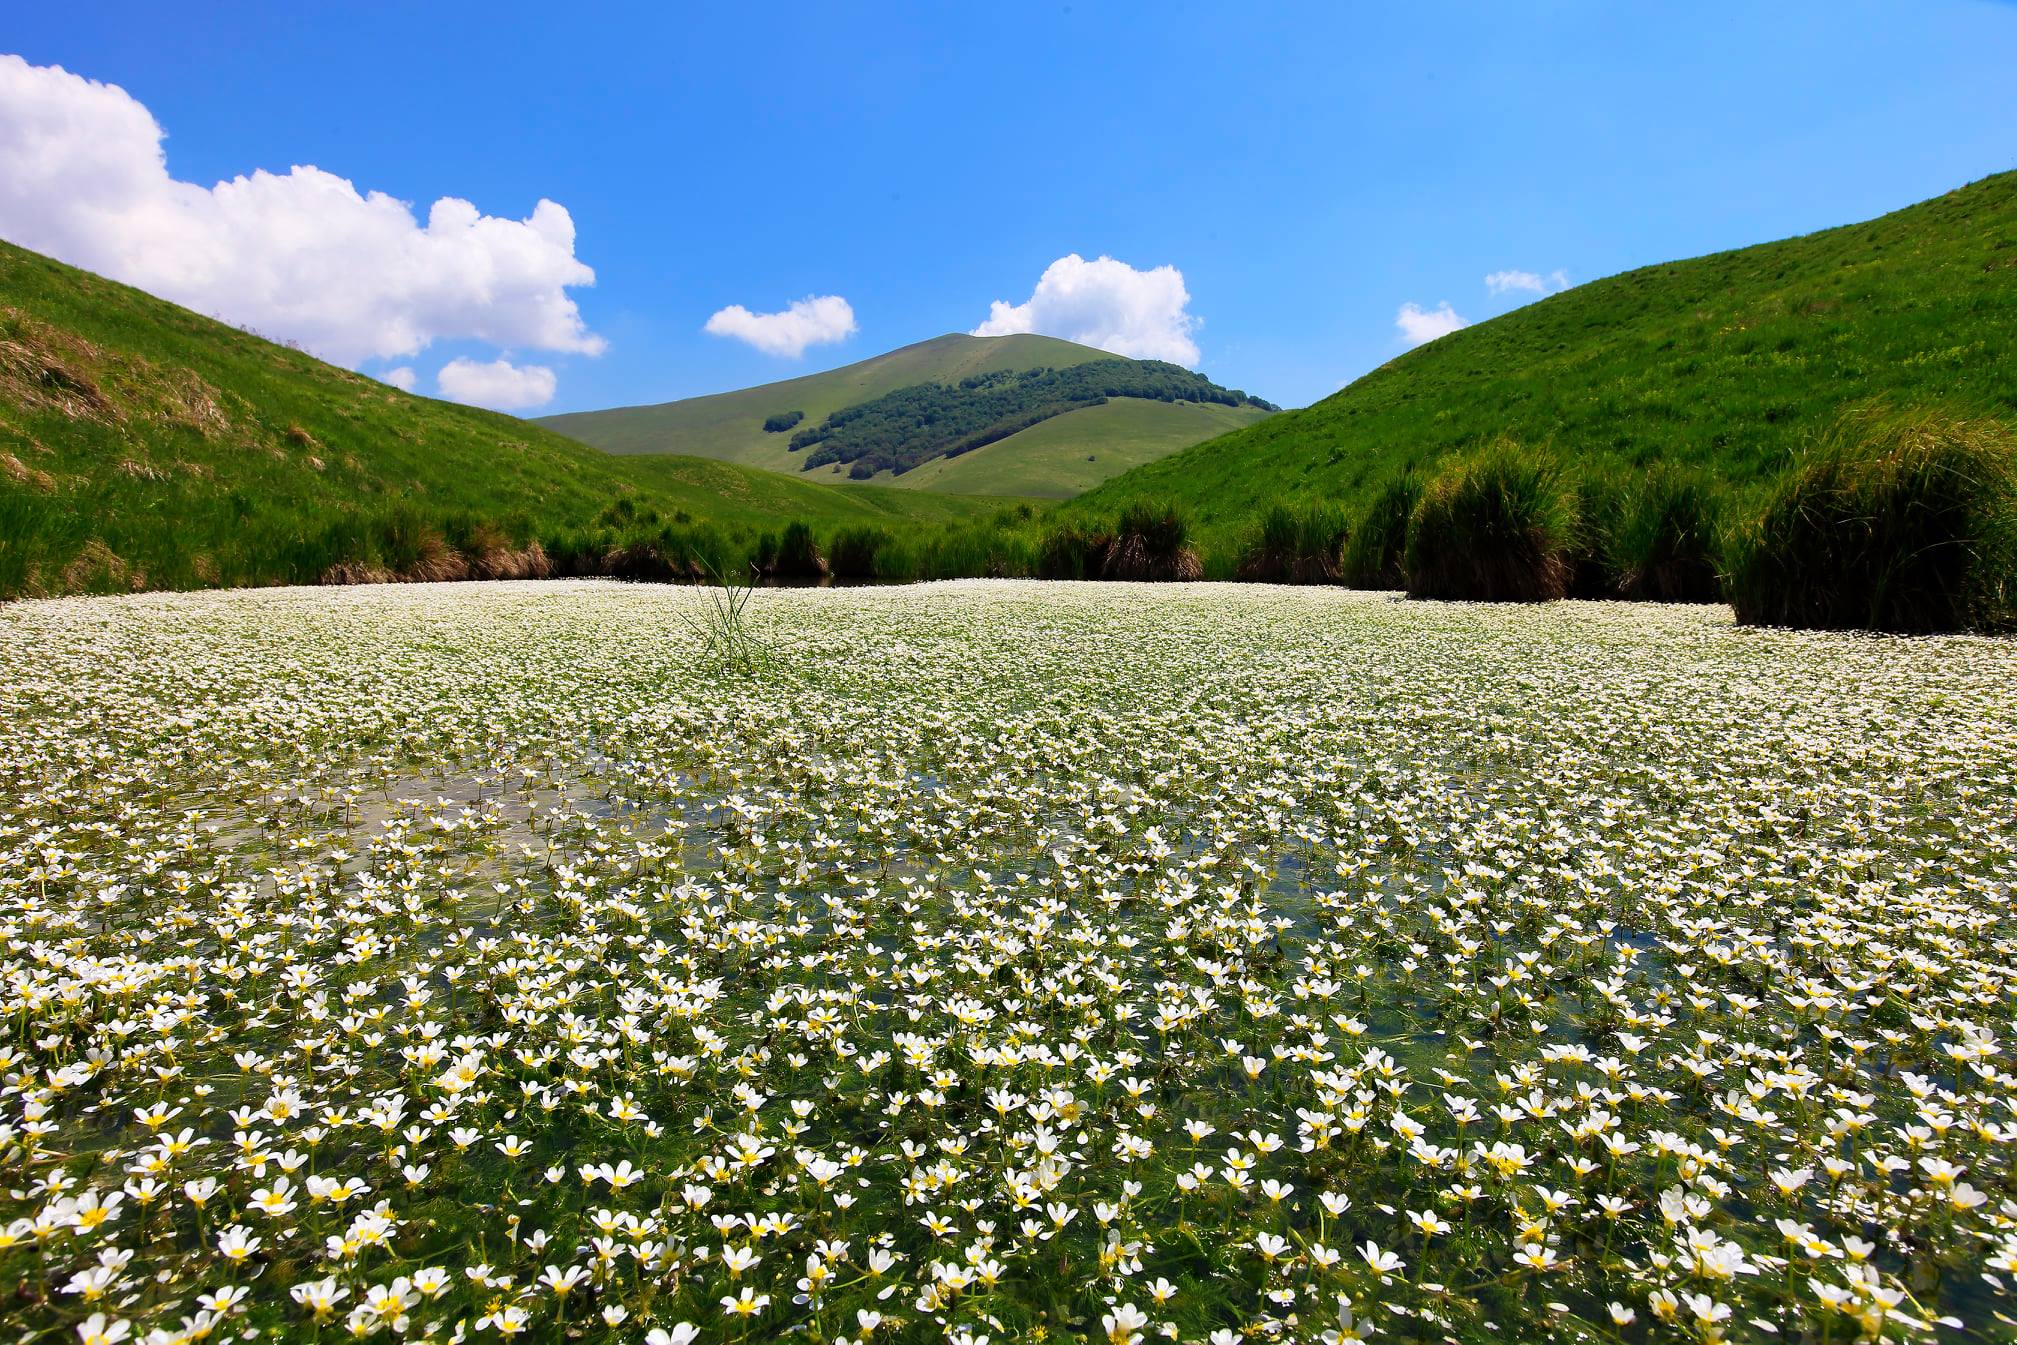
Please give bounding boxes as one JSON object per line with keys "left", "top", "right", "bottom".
{"left": 1099, "top": 498, "right": 1202, "bottom": 581}
{"left": 753, "top": 520, "right": 828, "bottom": 580}
{"left": 827, "top": 526, "right": 892, "bottom": 580}
{"left": 1404, "top": 443, "right": 1575, "bottom": 602}
{"left": 1341, "top": 473, "right": 1421, "bottom": 589}
{"left": 1236, "top": 500, "right": 1348, "bottom": 583}
{"left": 678, "top": 557, "right": 772, "bottom": 674}
{"left": 1611, "top": 466, "right": 1723, "bottom": 602}
{"left": 1725, "top": 408, "right": 2016, "bottom": 632}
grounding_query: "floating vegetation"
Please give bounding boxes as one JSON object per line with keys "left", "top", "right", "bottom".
{"left": 2, "top": 580, "right": 2014, "bottom": 1343}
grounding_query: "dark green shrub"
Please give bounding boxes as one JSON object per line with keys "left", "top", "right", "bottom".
{"left": 1237, "top": 500, "right": 1348, "bottom": 583}
{"left": 1726, "top": 410, "right": 2016, "bottom": 631}
{"left": 762, "top": 410, "right": 804, "bottom": 433}
{"left": 1404, "top": 444, "right": 1576, "bottom": 602}
{"left": 1612, "top": 467, "right": 1724, "bottom": 602}
{"left": 1342, "top": 474, "right": 1421, "bottom": 588}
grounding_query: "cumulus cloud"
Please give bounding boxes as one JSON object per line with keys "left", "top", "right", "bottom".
{"left": 381, "top": 366, "right": 418, "bottom": 392}
{"left": 703, "top": 295, "right": 857, "bottom": 358}
{"left": 1395, "top": 301, "right": 1469, "bottom": 346}
{"left": 974, "top": 254, "right": 1201, "bottom": 365}
{"left": 1484, "top": 270, "right": 1545, "bottom": 296}
{"left": 436, "top": 357, "right": 557, "bottom": 410}
{"left": 1484, "top": 268, "right": 1571, "bottom": 297}
{"left": 0, "top": 54, "right": 604, "bottom": 368}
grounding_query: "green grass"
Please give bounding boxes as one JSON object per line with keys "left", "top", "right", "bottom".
{"left": 1234, "top": 498, "right": 1349, "bottom": 582}
{"left": 536, "top": 332, "right": 1117, "bottom": 469}
{"left": 1340, "top": 473, "right": 1421, "bottom": 588}
{"left": 1075, "top": 169, "right": 2017, "bottom": 552}
{"left": 0, "top": 240, "right": 1013, "bottom": 598}
{"left": 1404, "top": 443, "right": 1577, "bottom": 602}
{"left": 873, "top": 396, "right": 1270, "bottom": 497}
{"left": 1725, "top": 408, "right": 2016, "bottom": 632}
{"left": 536, "top": 334, "right": 1272, "bottom": 494}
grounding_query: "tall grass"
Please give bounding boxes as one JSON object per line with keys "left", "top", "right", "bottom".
{"left": 828, "top": 526, "right": 894, "bottom": 580}
{"left": 916, "top": 525, "right": 1036, "bottom": 580}
{"left": 1404, "top": 444, "right": 1576, "bottom": 602}
{"left": 1562, "top": 468, "right": 1626, "bottom": 599}
{"left": 1725, "top": 409, "right": 2016, "bottom": 632}
{"left": 1236, "top": 500, "right": 1348, "bottom": 583}
{"left": 1103, "top": 499, "right": 1202, "bottom": 581}
{"left": 1036, "top": 523, "right": 1106, "bottom": 580}
{"left": 1341, "top": 475, "right": 1421, "bottom": 589}
{"left": 1612, "top": 466, "right": 1724, "bottom": 603}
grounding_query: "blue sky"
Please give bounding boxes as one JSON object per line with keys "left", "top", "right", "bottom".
{"left": 4, "top": 1, "right": 2016, "bottom": 413}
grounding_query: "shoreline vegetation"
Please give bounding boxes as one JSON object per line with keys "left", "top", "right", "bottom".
{"left": 7, "top": 582, "right": 2016, "bottom": 1342}
{"left": 10, "top": 405, "right": 2014, "bottom": 637}
{"left": 28, "top": 404, "right": 2005, "bottom": 635}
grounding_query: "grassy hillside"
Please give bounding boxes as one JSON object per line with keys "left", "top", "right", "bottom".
{"left": 1074, "top": 170, "right": 2017, "bottom": 543}
{"left": 539, "top": 332, "right": 1114, "bottom": 468}
{"left": 0, "top": 240, "right": 1006, "bottom": 598}
{"left": 537, "top": 332, "right": 1273, "bottom": 495}
{"left": 880, "top": 398, "right": 1269, "bottom": 498}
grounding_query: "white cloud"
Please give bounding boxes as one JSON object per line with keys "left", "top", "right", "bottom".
{"left": 381, "top": 366, "right": 418, "bottom": 392}
{"left": 437, "top": 357, "right": 556, "bottom": 410}
{"left": 1395, "top": 301, "right": 1469, "bottom": 346}
{"left": 0, "top": 54, "right": 604, "bottom": 368}
{"left": 1484, "top": 268, "right": 1572, "bottom": 297}
{"left": 703, "top": 295, "right": 857, "bottom": 358}
{"left": 1484, "top": 269, "right": 1546, "bottom": 296}
{"left": 974, "top": 254, "right": 1201, "bottom": 365}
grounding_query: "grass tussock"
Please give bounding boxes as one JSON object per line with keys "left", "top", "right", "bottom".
{"left": 759, "top": 520, "right": 829, "bottom": 580}
{"left": 1612, "top": 466, "right": 1724, "bottom": 603}
{"left": 1561, "top": 469, "right": 1626, "bottom": 600}
{"left": 1035, "top": 523, "right": 1106, "bottom": 580}
{"left": 827, "top": 526, "right": 894, "bottom": 580}
{"left": 1404, "top": 444, "right": 1576, "bottom": 602}
{"left": 1726, "top": 409, "right": 2017, "bottom": 632}
{"left": 1236, "top": 500, "right": 1348, "bottom": 583}
{"left": 1031, "top": 500, "right": 1201, "bottom": 582}
{"left": 1101, "top": 499, "right": 1202, "bottom": 581}
{"left": 1341, "top": 474, "right": 1421, "bottom": 589}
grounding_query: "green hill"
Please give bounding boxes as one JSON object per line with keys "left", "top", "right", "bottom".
{"left": 1073, "top": 169, "right": 2017, "bottom": 543}
{"left": 0, "top": 240, "right": 1007, "bottom": 598}
{"left": 877, "top": 398, "right": 1268, "bottom": 499}
{"left": 537, "top": 333, "right": 1273, "bottom": 495}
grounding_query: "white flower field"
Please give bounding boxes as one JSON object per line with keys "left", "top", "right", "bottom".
{"left": 3, "top": 580, "right": 2015, "bottom": 1345}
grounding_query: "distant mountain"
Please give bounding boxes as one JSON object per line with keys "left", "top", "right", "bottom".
{"left": 538, "top": 333, "right": 1276, "bottom": 498}
{"left": 0, "top": 240, "right": 1003, "bottom": 599}
{"left": 1072, "top": 170, "right": 2017, "bottom": 540}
